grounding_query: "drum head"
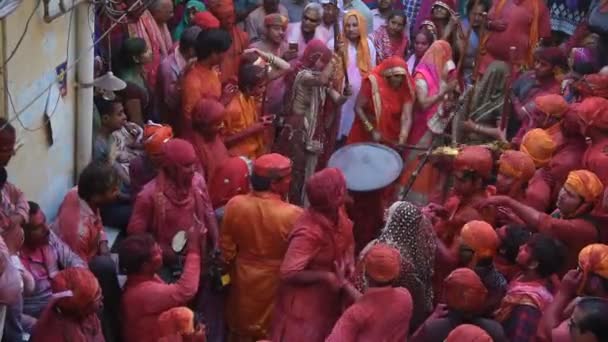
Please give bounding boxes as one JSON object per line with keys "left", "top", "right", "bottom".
{"left": 328, "top": 143, "right": 403, "bottom": 192}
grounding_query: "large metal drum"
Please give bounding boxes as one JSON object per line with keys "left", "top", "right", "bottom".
{"left": 328, "top": 143, "right": 403, "bottom": 192}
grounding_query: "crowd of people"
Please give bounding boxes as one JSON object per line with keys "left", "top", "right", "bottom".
{"left": 1, "top": 0, "right": 608, "bottom": 340}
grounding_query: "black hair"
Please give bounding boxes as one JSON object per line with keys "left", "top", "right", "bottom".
{"left": 0, "top": 118, "right": 16, "bottom": 139}
{"left": 119, "top": 37, "right": 147, "bottom": 68}
{"left": 180, "top": 26, "right": 202, "bottom": 52}
{"left": 195, "top": 29, "right": 232, "bottom": 60}
{"left": 94, "top": 96, "right": 122, "bottom": 118}
{"left": 416, "top": 27, "right": 436, "bottom": 45}
{"left": 0, "top": 167, "right": 6, "bottom": 189}
{"left": 500, "top": 225, "right": 532, "bottom": 263}
{"left": 576, "top": 297, "right": 608, "bottom": 341}
{"left": 77, "top": 161, "right": 118, "bottom": 201}
{"left": 387, "top": 10, "right": 407, "bottom": 24}
{"left": 27, "top": 201, "right": 40, "bottom": 216}
{"left": 238, "top": 64, "right": 265, "bottom": 93}
{"left": 528, "top": 234, "right": 566, "bottom": 278}
{"left": 466, "top": 0, "right": 491, "bottom": 15}
{"left": 118, "top": 234, "right": 156, "bottom": 275}
{"left": 251, "top": 173, "right": 272, "bottom": 191}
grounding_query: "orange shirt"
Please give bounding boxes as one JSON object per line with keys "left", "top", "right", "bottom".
{"left": 222, "top": 92, "right": 265, "bottom": 159}
{"left": 220, "top": 191, "right": 302, "bottom": 339}
{"left": 181, "top": 63, "right": 222, "bottom": 134}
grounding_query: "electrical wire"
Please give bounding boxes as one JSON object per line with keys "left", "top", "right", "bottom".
{"left": 1, "top": 0, "right": 42, "bottom": 69}
{"left": 0, "top": 0, "right": 146, "bottom": 131}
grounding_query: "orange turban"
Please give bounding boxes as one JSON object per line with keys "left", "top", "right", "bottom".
{"left": 253, "top": 153, "right": 292, "bottom": 179}
{"left": 453, "top": 146, "right": 494, "bottom": 179}
{"left": 158, "top": 307, "right": 196, "bottom": 337}
{"left": 498, "top": 150, "right": 536, "bottom": 182}
{"left": 51, "top": 268, "right": 100, "bottom": 317}
{"left": 443, "top": 268, "right": 488, "bottom": 313}
{"left": 460, "top": 220, "right": 499, "bottom": 260}
{"left": 578, "top": 244, "right": 608, "bottom": 293}
{"left": 574, "top": 96, "right": 608, "bottom": 132}
{"left": 564, "top": 170, "right": 604, "bottom": 203}
{"left": 446, "top": 324, "right": 493, "bottom": 342}
{"left": 305, "top": 168, "right": 347, "bottom": 211}
{"left": 534, "top": 94, "right": 568, "bottom": 119}
{"left": 192, "top": 11, "right": 220, "bottom": 30}
{"left": 520, "top": 129, "right": 556, "bottom": 168}
{"left": 363, "top": 243, "right": 402, "bottom": 283}
{"left": 143, "top": 122, "right": 173, "bottom": 155}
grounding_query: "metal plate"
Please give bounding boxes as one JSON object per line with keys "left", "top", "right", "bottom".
{"left": 328, "top": 143, "right": 403, "bottom": 192}
{"left": 171, "top": 230, "right": 187, "bottom": 253}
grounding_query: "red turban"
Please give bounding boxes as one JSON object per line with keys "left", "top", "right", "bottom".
{"left": 498, "top": 150, "right": 537, "bottom": 181}
{"left": 573, "top": 96, "right": 608, "bottom": 131}
{"left": 162, "top": 138, "right": 197, "bottom": 167}
{"left": 264, "top": 13, "right": 288, "bottom": 28}
{"left": 192, "top": 11, "right": 220, "bottom": 30}
{"left": 51, "top": 268, "right": 100, "bottom": 317}
{"left": 575, "top": 73, "right": 608, "bottom": 99}
{"left": 305, "top": 168, "right": 347, "bottom": 211}
{"left": 158, "top": 307, "right": 195, "bottom": 337}
{"left": 534, "top": 94, "right": 568, "bottom": 118}
{"left": 446, "top": 324, "right": 492, "bottom": 342}
{"left": 209, "top": 156, "right": 250, "bottom": 208}
{"left": 460, "top": 220, "right": 499, "bottom": 260}
{"left": 443, "top": 268, "right": 488, "bottom": 313}
{"left": 363, "top": 243, "right": 402, "bottom": 283}
{"left": 253, "top": 153, "right": 292, "bottom": 179}
{"left": 192, "top": 98, "right": 225, "bottom": 125}
{"left": 453, "top": 146, "right": 493, "bottom": 179}
{"left": 143, "top": 122, "right": 173, "bottom": 155}
{"left": 520, "top": 129, "right": 556, "bottom": 168}
{"left": 564, "top": 170, "right": 604, "bottom": 203}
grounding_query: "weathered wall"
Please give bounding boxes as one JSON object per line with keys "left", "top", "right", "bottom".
{"left": 2, "top": 0, "right": 81, "bottom": 218}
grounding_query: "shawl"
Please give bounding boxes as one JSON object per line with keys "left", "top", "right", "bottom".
{"left": 372, "top": 25, "right": 409, "bottom": 64}
{"left": 341, "top": 10, "right": 373, "bottom": 77}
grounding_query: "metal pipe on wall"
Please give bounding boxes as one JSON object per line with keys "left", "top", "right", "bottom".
{"left": 74, "top": 1, "right": 93, "bottom": 178}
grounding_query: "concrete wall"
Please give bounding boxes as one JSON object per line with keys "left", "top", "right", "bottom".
{"left": 2, "top": 0, "right": 82, "bottom": 218}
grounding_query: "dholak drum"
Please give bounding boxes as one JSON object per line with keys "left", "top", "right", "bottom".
{"left": 328, "top": 143, "right": 403, "bottom": 192}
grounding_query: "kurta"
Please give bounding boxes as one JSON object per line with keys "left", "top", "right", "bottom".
{"left": 222, "top": 93, "right": 265, "bottom": 159}
{"left": 121, "top": 251, "right": 201, "bottom": 342}
{"left": 325, "top": 287, "right": 413, "bottom": 342}
{"left": 30, "top": 302, "right": 104, "bottom": 342}
{"left": 220, "top": 191, "right": 302, "bottom": 340}
{"left": 271, "top": 208, "right": 355, "bottom": 342}
{"left": 53, "top": 188, "right": 107, "bottom": 262}
{"left": 181, "top": 63, "right": 223, "bottom": 136}
{"left": 583, "top": 136, "right": 608, "bottom": 190}
{"left": 127, "top": 173, "right": 216, "bottom": 253}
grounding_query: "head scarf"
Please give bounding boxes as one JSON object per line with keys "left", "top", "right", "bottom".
{"left": 498, "top": 150, "right": 537, "bottom": 181}
{"left": 573, "top": 96, "right": 608, "bottom": 131}
{"left": 575, "top": 73, "right": 608, "bottom": 98}
{"left": 192, "top": 11, "right": 220, "bottom": 30}
{"left": 192, "top": 98, "right": 225, "bottom": 125}
{"left": 453, "top": 145, "right": 493, "bottom": 179}
{"left": 173, "top": 0, "right": 206, "bottom": 40}
{"left": 520, "top": 129, "right": 556, "bottom": 168}
{"left": 305, "top": 168, "right": 347, "bottom": 211}
{"left": 342, "top": 10, "right": 372, "bottom": 76}
{"left": 363, "top": 243, "right": 402, "bottom": 283}
{"left": 253, "top": 153, "right": 292, "bottom": 179}
{"left": 443, "top": 268, "right": 488, "bottom": 313}
{"left": 264, "top": 13, "right": 288, "bottom": 28}
{"left": 534, "top": 94, "right": 568, "bottom": 119}
{"left": 419, "top": 20, "right": 438, "bottom": 40}
{"left": 432, "top": 0, "right": 457, "bottom": 16}
{"left": 285, "top": 39, "right": 333, "bottom": 91}
{"left": 416, "top": 40, "right": 453, "bottom": 83}
{"left": 209, "top": 156, "right": 250, "bottom": 208}
{"left": 461, "top": 220, "right": 499, "bottom": 261}
{"left": 376, "top": 201, "right": 436, "bottom": 313}
{"left": 51, "top": 268, "right": 100, "bottom": 317}
{"left": 162, "top": 138, "right": 197, "bottom": 167}
{"left": 571, "top": 47, "right": 596, "bottom": 69}
{"left": 158, "top": 307, "right": 195, "bottom": 337}
{"left": 578, "top": 243, "right": 608, "bottom": 293}
{"left": 564, "top": 170, "right": 604, "bottom": 203}
{"left": 143, "top": 122, "right": 173, "bottom": 155}
{"left": 446, "top": 324, "right": 493, "bottom": 342}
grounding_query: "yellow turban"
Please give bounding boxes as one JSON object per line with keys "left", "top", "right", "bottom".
{"left": 460, "top": 220, "right": 499, "bottom": 260}
{"left": 520, "top": 129, "right": 557, "bottom": 168}
{"left": 534, "top": 94, "right": 568, "bottom": 118}
{"left": 578, "top": 244, "right": 608, "bottom": 293}
{"left": 498, "top": 150, "right": 536, "bottom": 182}
{"left": 564, "top": 170, "right": 604, "bottom": 203}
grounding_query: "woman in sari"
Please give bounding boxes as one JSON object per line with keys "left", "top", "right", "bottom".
{"left": 406, "top": 27, "right": 435, "bottom": 74}
{"left": 275, "top": 40, "right": 351, "bottom": 205}
{"left": 172, "top": 0, "right": 206, "bottom": 41}
{"left": 428, "top": 0, "right": 465, "bottom": 62}
{"left": 328, "top": 10, "right": 377, "bottom": 141}
{"left": 401, "top": 40, "right": 457, "bottom": 205}
{"left": 372, "top": 11, "right": 409, "bottom": 64}
{"left": 356, "top": 201, "right": 436, "bottom": 331}
{"left": 452, "top": 61, "right": 510, "bottom": 145}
